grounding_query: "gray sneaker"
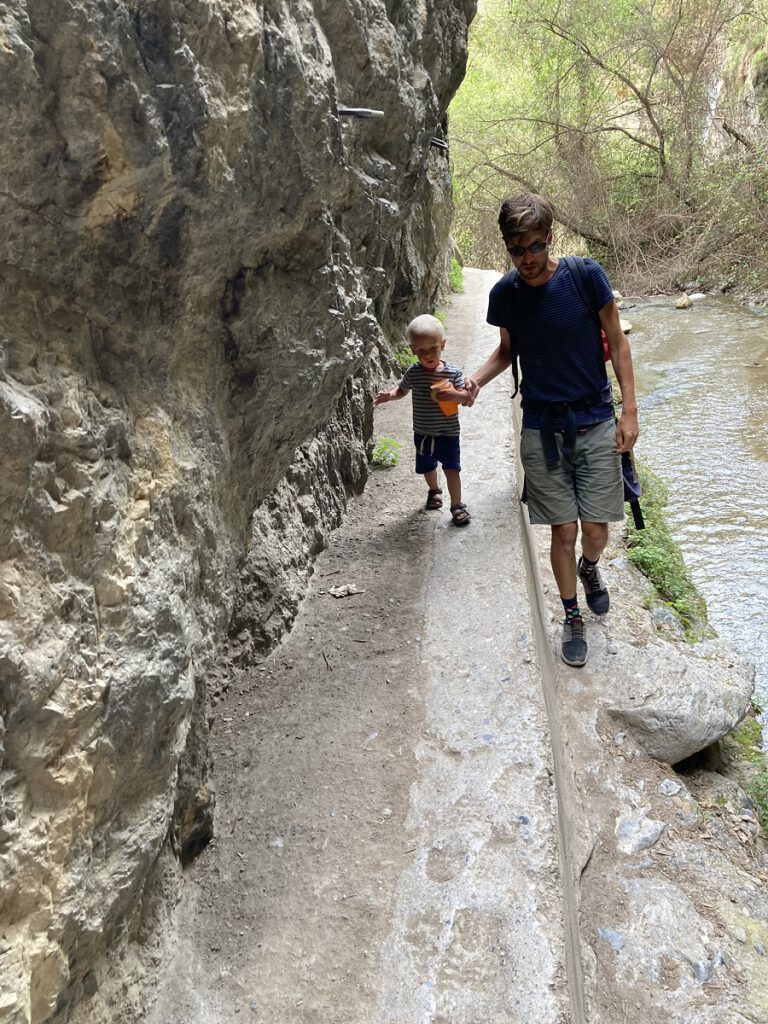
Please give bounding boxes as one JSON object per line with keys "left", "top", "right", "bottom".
{"left": 578, "top": 557, "right": 610, "bottom": 615}
{"left": 561, "top": 617, "right": 588, "bottom": 667}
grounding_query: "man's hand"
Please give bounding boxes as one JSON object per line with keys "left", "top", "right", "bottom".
{"left": 463, "top": 377, "right": 480, "bottom": 407}
{"left": 615, "top": 409, "right": 639, "bottom": 452}
{"left": 461, "top": 329, "right": 513, "bottom": 407}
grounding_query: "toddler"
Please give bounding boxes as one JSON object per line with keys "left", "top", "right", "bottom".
{"left": 374, "top": 314, "right": 471, "bottom": 526}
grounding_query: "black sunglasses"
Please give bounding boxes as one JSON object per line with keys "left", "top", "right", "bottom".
{"left": 506, "top": 240, "right": 549, "bottom": 258}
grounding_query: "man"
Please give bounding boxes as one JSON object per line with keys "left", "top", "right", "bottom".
{"left": 465, "top": 193, "right": 639, "bottom": 666}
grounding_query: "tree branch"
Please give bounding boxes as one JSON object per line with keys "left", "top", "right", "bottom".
{"left": 721, "top": 119, "right": 752, "bottom": 149}
{"left": 473, "top": 157, "right": 610, "bottom": 248}
{"left": 533, "top": 14, "right": 669, "bottom": 177}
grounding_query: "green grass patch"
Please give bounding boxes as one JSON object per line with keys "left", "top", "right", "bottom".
{"left": 625, "top": 463, "right": 710, "bottom": 639}
{"left": 370, "top": 436, "right": 402, "bottom": 468}
{"left": 748, "top": 770, "right": 768, "bottom": 835}
{"left": 723, "top": 707, "right": 768, "bottom": 836}
{"left": 449, "top": 258, "right": 464, "bottom": 293}
{"left": 732, "top": 714, "right": 764, "bottom": 764}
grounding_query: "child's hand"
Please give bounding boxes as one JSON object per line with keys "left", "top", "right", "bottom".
{"left": 374, "top": 389, "right": 393, "bottom": 406}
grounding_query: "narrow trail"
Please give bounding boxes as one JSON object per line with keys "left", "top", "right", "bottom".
{"left": 146, "top": 270, "right": 589, "bottom": 1023}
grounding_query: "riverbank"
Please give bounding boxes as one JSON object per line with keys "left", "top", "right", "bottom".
{"left": 604, "top": 263, "right": 768, "bottom": 310}
{"left": 623, "top": 463, "right": 768, "bottom": 855}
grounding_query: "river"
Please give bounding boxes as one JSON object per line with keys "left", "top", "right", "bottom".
{"left": 625, "top": 294, "right": 768, "bottom": 703}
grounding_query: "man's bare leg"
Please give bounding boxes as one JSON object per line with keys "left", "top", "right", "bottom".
{"left": 550, "top": 521, "right": 578, "bottom": 599}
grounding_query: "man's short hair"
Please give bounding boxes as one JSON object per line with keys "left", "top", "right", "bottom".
{"left": 406, "top": 313, "right": 445, "bottom": 342}
{"left": 498, "top": 193, "right": 554, "bottom": 239}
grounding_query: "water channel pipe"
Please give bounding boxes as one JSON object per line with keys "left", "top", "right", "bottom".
{"left": 512, "top": 401, "right": 589, "bottom": 1024}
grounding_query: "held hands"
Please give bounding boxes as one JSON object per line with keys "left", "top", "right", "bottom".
{"left": 375, "top": 382, "right": 476, "bottom": 408}
{"left": 432, "top": 382, "right": 469, "bottom": 405}
{"left": 463, "top": 377, "right": 480, "bottom": 407}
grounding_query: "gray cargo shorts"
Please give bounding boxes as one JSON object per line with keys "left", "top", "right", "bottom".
{"left": 520, "top": 418, "right": 624, "bottom": 525}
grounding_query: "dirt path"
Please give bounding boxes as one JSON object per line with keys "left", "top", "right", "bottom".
{"left": 145, "top": 271, "right": 575, "bottom": 1023}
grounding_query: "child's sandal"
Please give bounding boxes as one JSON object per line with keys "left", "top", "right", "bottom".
{"left": 425, "top": 488, "right": 443, "bottom": 510}
{"left": 450, "top": 503, "right": 471, "bottom": 526}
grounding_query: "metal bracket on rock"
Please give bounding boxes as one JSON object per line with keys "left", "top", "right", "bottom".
{"left": 337, "top": 106, "right": 385, "bottom": 118}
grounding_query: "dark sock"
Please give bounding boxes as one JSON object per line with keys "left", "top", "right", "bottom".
{"left": 580, "top": 553, "right": 599, "bottom": 570}
{"left": 562, "top": 595, "right": 582, "bottom": 621}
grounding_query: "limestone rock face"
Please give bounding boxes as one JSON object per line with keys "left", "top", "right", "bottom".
{"left": 0, "top": 2, "right": 476, "bottom": 1021}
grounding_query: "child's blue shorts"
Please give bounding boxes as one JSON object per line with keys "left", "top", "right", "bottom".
{"left": 414, "top": 432, "right": 461, "bottom": 474}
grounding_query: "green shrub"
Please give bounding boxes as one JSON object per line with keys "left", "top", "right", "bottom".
{"left": 449, "top": 258, "right": 464, "bottom": 292}
{"left": 393, "top": 347, "right": 417, "bottom": 373}
{"left": 370, "top": 436, "right": 402, "bottom": 468}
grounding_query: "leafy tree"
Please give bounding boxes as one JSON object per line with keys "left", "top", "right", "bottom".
{"left": 450, "top": 0, "right": 768, "bottom": 291}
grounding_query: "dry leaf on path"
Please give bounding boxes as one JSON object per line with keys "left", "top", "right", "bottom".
{"left": 328, "top": 583, "right": 365, "bottom": 598}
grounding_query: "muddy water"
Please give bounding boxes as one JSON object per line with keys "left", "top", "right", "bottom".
{"left": 626, "top": 295, "right": 768, "bottom": 700}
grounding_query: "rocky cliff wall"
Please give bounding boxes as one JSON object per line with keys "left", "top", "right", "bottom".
{"left": 0, "top": 2, "right": 476, "bottom": 1021}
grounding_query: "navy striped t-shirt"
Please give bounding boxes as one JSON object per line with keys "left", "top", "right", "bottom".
{"left": 487, "top": 258, "right": 615, "bottom": 429}
{"left": 399, "top": 361, "right": 464, "bottom": 437}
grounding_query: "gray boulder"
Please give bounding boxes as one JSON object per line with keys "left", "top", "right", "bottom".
{"left": 605, "top": 641, "right": 753, "bottom": 764}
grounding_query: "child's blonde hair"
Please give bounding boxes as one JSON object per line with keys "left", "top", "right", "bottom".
{"left": 406, "top": 314, "right": 445, "bottom": 342}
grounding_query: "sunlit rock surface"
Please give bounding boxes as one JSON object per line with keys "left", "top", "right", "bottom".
{"left": 0, "top": 2, "right": 475, "bottom": 1020}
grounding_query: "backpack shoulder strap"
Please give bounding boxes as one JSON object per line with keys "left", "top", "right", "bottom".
{"left": 562, "top": 255, "right": 599, "bottom": 320}
{"left": 562, "top": 255, "right": 611, "bottom": 362}
{"left": 507, "top": 269, "right": 521, "bottom": 398}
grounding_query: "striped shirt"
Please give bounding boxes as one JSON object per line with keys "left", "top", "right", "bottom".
{"left": 399, "top": 360, "right": 464, "bottom": 437}
{"left": 487, "top": 258, "right": 615, "bottom": 429}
